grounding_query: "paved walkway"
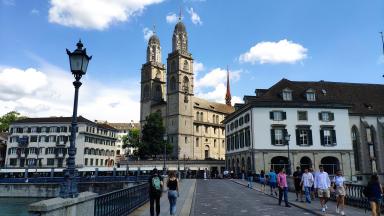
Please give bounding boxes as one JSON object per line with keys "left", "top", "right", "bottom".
{"left": 191, "top": 179, "right": 314, "bottom": 216}
{"left": 130, "top": 179, "right": 196, "bottom": 216}
{"left": 232, "top": 179, "right": 368, "bottom": 216}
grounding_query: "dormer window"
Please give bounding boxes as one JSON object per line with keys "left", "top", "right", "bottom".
{"left": 282, "top": 88, "right": 292, "bottom": 101}
{"left": 306, "top": 89, "right": 316, "bottom": 101}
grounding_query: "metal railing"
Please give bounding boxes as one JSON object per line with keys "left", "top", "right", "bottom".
{"left": 0, "top": 175, "right": 150, "bottom": 183}
{"left": 94, "top": 182, "right": 149, "bottom": 216}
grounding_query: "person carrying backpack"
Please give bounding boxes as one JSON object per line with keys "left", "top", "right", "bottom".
{"left": 148, "top": 168, "right": 163, "bottom": 216}
{"left": 364, "top": 174, "right": 383, "bottom": 216}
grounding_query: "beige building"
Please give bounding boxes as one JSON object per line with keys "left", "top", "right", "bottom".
{"left": 107, "top": 122, "right": 140, "bottom": 163}
{"left": 140, "top": 18, "right": 234, "bottom": 160}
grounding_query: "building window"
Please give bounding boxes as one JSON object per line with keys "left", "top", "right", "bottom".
{"left": 196, "top": 138, "right": 199, "bottom": 147}
{"left": 320, "top": 127, "right": 336, "bottom": 146}
{"left": 10, "top": 159, "right": 17, "bottom": 166}
{"left": 214, "top": 139, "right": 216, "bottom": 148}
{"left": 271, "top": 128, "right": 287, "bottom": 146}
{"left": 84, "top": 158, "right": 88, "bottom": 166}
{"left": 222, "top": 140, "right": 224, "bottom": 148}
{"left": 185, "top": 137, "right": 188, "bottom": 144}
{"left": 296, "top": 126, "right": 312, "bottom": 146}
{"left": 297, "top": 111, "right": 308, "bottom": 121}
{"left": 240, "top": 131, "right": 244, "bottom": 148}
{"left": 235, "top": 133, "right": 239, "bottom": 149}
{"left": 318, "top": 112, "right": 334, "bottom": 122}
{"left": 196, "top": 125, "right": 199, "bottom": 132}
{"left": 270, "top": 111, "right": 286, "bottom": 121}
{"left": 282, "top": 89, "right": 292, "bottom": 101}
{"left": 90, "top": 159, "right": 94, "bottom": 166}
{"left": 230, "top": 123, "right": 234, "bottom": 130}
{"left": 234, "top": 120, "right": 238, "bottom": 128}
{"left": 306, "top": 89, "right": 316, "bottom": 101}
{"left": 231, "top": 136, "right": 235, "bottom": 150}
{"left": 205, "top": 126, "right": 208, "bottom": 133}
{"left": 47, "top": 158, "right": 55, "bottom": 166}
{"left": 96, "top": 159, "right": 99, "bottom": 166}
{"left": 245, "top": 128, "right": 250, "bottom": 147}
{"left": 216, "top": 116, "right": 219, "bottom": 124}
{"left": 239, "top": 117, "right": 244, "bottom": 126}
{"left": 182, "top": 76, "right": 189, "bottom": 92}
{"left": 244, "top": 114, "right": 250, "bottom": 123}
{"left": 30, "top": 136, "right": 38, "bottom": 142}
{"left": 183, "top": 60, "right": 189, "bottom": 71}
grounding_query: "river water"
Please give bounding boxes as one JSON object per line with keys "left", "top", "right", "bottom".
{"left": 0, "top": 198, "right": 44, "bottom": 216}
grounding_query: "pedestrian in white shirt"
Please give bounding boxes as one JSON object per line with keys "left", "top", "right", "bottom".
{"left": 332, "top": 170, "right": 346, "bottom": 215}
{"left": 314, "top": 165, "right": 331, "bottom": 213}
{"left": 300, "top": 168, "right": 314, "bottom": 203}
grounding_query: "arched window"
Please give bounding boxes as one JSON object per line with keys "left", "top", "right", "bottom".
{"left": 351, "top": 126, "right": 360, "bottom": 171}
{"left": 171, "top": 61, "right": 176, "bottom": 73}
{"left": 143, "top": 85, "right": 150, "bottom": 99}
{"left": 321, "top": 156, "right": 340, "bottom": 175}
{"left": 271, "top": 156, "right": 289, "bottom": 172}
{"left": 300, "top": 156, "right": 312, "bottom": 170}
{"left": 183, "top": 60, "right": 189, "bottom": 71}
{"left": 196, "top": 112, "right": 199, "bottom": 121}
{"left": 170, "top": 76, "right": 176, "bottom": 91}
{"left": 216, "top": 115, "right": 219, "bottom": 124}
{"left": 155, "top": 85, "right": 162, "bottom": 100}
{"left": 212, "top": 114, "right": 215, "bottom": 123}
{"left": 182, "top": 76, "right": 189, "bottom": 92}
{"left": 200, "top": 112, "right": 203, "bottom": 122}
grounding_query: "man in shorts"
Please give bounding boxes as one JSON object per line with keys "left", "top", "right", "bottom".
{"left": 314, "top": 165, "right": 331, "bottom": 213}
{"left": 268, "top": 169, "right": 278, "bottom": 196}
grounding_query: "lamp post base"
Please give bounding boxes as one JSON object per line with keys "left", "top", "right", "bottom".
{"left": 59, "top": 168, "right": 79, "bottom": 198}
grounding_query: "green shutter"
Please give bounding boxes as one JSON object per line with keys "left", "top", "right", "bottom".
{"left": 320, "top": 130, "right": 324, "bottom": 145}
{"left": 329, "top": 112, "right": 335, "bottom": 121}
{"left": 318, "top": 113, "right": 322, "bottom": 120}
{"left": 296, "top": 129, "right": 300, "bottom": 145}
{"left": 282, "top": 112, "right": 287, "bottom": 120}
{"left": 271, "top": 129, "right": 275, "bottom": 145}
{"left": 308, "top": 130, "right": 313, "bottom": 145}
{"left": 270, "top": 112, "right": 274, "bottom": 120}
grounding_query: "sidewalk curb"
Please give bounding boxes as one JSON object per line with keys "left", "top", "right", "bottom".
{"left": 180, "top": 179, "right": 197, "bottom": 216}
{"left": 229, "top": 179, "right": 323, "bottom": 216}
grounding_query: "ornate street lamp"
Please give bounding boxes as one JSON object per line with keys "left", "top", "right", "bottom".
{"left": 285, "top": 133, "right": 291, "bottom": 176}
{"left": 60, "top": 40, "right": 92, "bottom": 198}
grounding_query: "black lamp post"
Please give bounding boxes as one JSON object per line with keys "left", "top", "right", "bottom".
{"left": 285, "top": 133, "right": 291, "bottom": 176}
{"left": 60, "top": 40, "right": 91, "bottom": 198}
{"left": 163, "top": 135, "right": 167, "bottom": 175}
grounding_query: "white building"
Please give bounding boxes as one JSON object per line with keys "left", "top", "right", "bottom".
{"left": 107, "top": 122, "right": 140, "bottom": 163}
{"left": 225, "top": 79, "right": 358, "bottom": 180}
{"left": 5, "top": 116, "right": 118, "bottom": 168}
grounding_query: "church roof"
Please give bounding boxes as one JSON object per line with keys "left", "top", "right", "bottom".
{"left": 148, "top": 34, "right": 160, "bottom": 44}
{"left": 174, "top": 21, "right": 186, "bottom": 33}
{"left": 193, "top": 97, "right": 235, "bottom": 114}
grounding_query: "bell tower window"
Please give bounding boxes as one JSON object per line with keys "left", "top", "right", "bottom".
{"left": 182, "top": 76, "right": 189, "bottom": 92}
{"left": 170, "top": 76, "right": 176, "bottom": 91}
{"left": 183, "top": 60, "right": 189, "bottom": 71}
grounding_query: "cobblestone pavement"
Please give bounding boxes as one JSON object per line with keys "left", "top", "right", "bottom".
{"left": 191, "top": 179, "right": 315, "bottom": 216}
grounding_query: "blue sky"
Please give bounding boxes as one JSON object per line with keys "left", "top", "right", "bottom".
{"left": 0, "top": 0, "right": 383, "bottom": 122}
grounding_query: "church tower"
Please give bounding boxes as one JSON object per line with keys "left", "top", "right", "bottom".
{"left": 140, "top": 32, "right": 166, "bottom": 125}
{"left": 166, "top": 18, "right": 194, "bottom": 159}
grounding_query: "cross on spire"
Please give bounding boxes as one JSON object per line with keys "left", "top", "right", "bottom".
{"left": 225, "top": 65, "right": 232, "bottom": 106}
{"left": 153, "top": 24, "right": 156, "bottom": 34}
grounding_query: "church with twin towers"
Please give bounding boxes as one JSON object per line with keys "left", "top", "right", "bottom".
{"left": 140, "top": 18, "right": 234, "bottom": 160}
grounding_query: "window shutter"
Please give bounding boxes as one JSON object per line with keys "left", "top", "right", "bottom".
{"left": 296, "top": 129, "right": 300, "bottom": 145}
{"left": 270, "top": 112, "right": 274, "bottom": 120}
{"left": 329, "top": 113, "right": 335, "bottom": 121}
{"left": 331, "top": 130, "right": 337, "bottom": 145}
{"left": 271, "top": 129, "right": 275, "bottom": 145}
{"left": 45, "top": 148, "right": 48, "bottom": 154}
{"left": 308, "top": 130, "right": 313, "bottom": 145}
{"left": 282, "top": 112, "right": 287, "bottom": 120}
{"left": 318, "top": 113, "right": 322, "bottom": 121}
{"left": 320, "top": 130, "right": 324, "bottom": 146}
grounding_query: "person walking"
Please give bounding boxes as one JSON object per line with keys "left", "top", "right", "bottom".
{"left": 277, "top": 168, "right": 291, "bottom": 207}
{"left": 167, "top": 171, "right": 179, "bottom": 216}
{"left": 314, "top": 165, "right": 331, "bottom": 213}
{"left": 364, "top": 174, "right": 383, "bottom": 216}
{"left": 247, "top": 170, "right": 254, "bottom": 188}
{"left": 260, "top": 170, "right": 266, "bottom": 193}
{"left": 332, "top": 170, "right": 346, "bottom": 215}
{"left": 301, "top": 168, "right": 314, "bottom": 204}
{"left": 268, "top": 169, "right": 278, "bottom": 196}
{"left": 293, "top": 166, "right": 303, "bottom": 202}
{"left": 148, "top": 168, "right": 163, "bottom": 216}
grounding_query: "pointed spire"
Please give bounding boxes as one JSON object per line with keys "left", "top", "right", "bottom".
{"left": 179, "top": 7, "right": 182, "bottom": 21}
{"left": 225, "top": 65, "right": 232, "bottom": 106}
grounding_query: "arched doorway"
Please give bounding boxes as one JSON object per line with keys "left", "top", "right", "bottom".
{"left": 321, "top": 156, "right": 339, "bottom": 175}
{"left": 271, "top": 156, "right": 288, "bottom": 172}
{"left": 204, "top": 145, "right": 210, "bottom": 159}
{"left": 300, "top": 156, "right": 312, "bottom": 170}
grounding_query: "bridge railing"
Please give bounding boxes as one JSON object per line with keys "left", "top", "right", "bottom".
{"left": 94, "top": 182, "right": 149, "bottom": 216}
{"left": 0, "top": 175, "right": 150, "bottom": 183}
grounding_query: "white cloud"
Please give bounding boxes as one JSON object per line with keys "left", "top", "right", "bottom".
{"left": 143, "top": 27, "right": 154, "bottom": 41}
{"left": 193, "top": 61, "right": 204, "bottom": 78}
{"left": 166, "top": 13, "right": 178, "bottom": 24}
{"left": 48, "top": 0, "right": 164, "bottom": 30}
{"left": 186, "top": 7, "right": 202, "bottom": 25}
{"left": 30, "top": 9, "right": 40, "bottom": 15}
{"left": 195, "top": 67, "right": 241, "bottom": 105}
{"left": 239, "top": 39, "right": 307, "bottom": 64}
{"left": 0, "top": 63, "right": 140, "bottom": 122}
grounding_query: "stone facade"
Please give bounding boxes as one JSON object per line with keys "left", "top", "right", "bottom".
{"left": 140, "top": 20, "right": 234, "bottom": 160}
{"left": 5, "top": 116, "right": 118, "bottom": 168}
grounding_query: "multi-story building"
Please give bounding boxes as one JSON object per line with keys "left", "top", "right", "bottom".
{"left": 107, "top": 122, "right": 140, "bottom": 163}
{"left": 0, "top": 132, "right": 7, "bottom": 168}
{"left": 140, "top": 17, "right": 234, "bottom": 160}
{"left": 225, "top": 79, "right": 384, "bottom": 181}
{"left": 5, "top": 116, "right": 117, "bottom": 168}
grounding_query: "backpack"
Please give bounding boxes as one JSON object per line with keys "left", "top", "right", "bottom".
{"left": 152, "top": 176, "right": 161, "bottom": 191}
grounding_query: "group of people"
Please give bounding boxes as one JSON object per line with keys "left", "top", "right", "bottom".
{"left": 248, "top": 165, "right": 384, "bottom": 216}
{"left": 148, "top": 168, "right": 180, "bottom": 216}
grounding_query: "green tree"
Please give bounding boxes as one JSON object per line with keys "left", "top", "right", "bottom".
{"left": 122, "top": 128, "right": 140, "bottom": 149}
{"left": 141, "top": 112, "right": 172, "bottom": 158}
{"left": 0, "top": 111, "right": 26, "bottom": 132}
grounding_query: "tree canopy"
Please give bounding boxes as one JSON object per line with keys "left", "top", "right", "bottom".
{"left": 0, "top": 111, "right": 27, "bottom": 132}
